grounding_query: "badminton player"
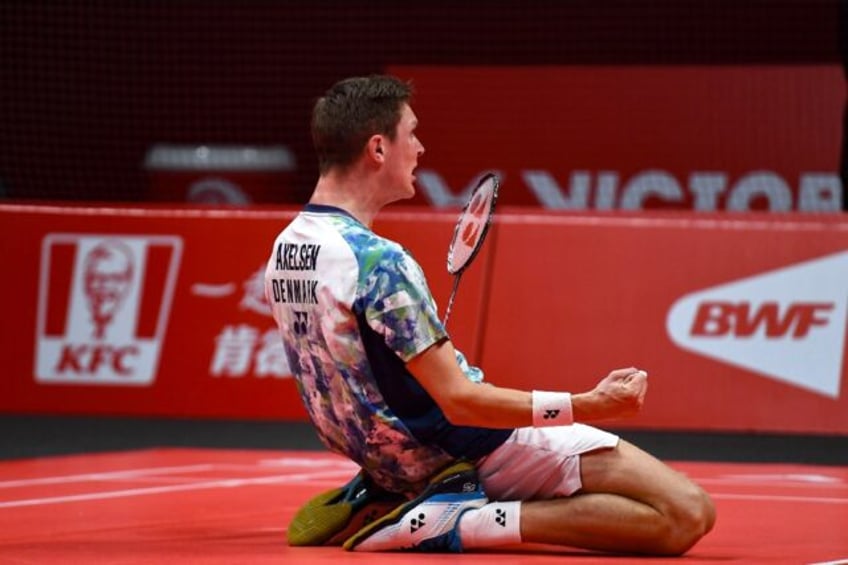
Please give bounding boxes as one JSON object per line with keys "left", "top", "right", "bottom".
{"left": 264, "top": 74, "right": 715, "bottom": 554}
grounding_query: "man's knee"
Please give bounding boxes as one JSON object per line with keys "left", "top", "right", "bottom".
{"left": 658, "top": 485, "right": 716, "bottom": 555}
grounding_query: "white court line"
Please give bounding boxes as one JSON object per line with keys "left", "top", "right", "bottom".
{"left": 807, "top": 559, "right": 848, "bottom": 565}
{"left": 0, "top": 460, "right": 356, "bottom": 489}
{"left": 694, "top": 473, "right": 846, "bottom": 486}
{"left": 0, "top": 468, "right": 354, "bottom": 509}
{"left": 711, "top": 493, "right": 848, "bottom": 505}
{"left": 0, "top": 464, "right": 217, "bottom": 489}
{"left": 3, "top": 473, "right": 847, "bottom": 510}
{"left": 258, "top": 457, "right": 356, "bottom": 468}
{"left": 695, "top": 479, "right": 848, "bottom": 490}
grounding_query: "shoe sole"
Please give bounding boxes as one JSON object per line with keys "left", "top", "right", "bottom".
{"left": 287, "top": 486, "right": 353, "bottom": 546}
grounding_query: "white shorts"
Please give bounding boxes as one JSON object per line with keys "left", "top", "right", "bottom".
{"left": 475, "top": 424, "right": 619, "bottom": 500}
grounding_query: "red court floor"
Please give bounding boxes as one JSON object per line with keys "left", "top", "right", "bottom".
{"left": 0, "top": 448, "right": 846, "bottom": 564}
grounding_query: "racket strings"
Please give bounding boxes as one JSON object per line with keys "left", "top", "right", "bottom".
{"left": 443, "top": 173, "right": 499, "bottom": 327}
{"left": 447, "top": 177, "right": 497, "bottom": 274}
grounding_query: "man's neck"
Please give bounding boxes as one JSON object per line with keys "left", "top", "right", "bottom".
{"left": 309, "top": 170, "right": 384, "bottom": 227}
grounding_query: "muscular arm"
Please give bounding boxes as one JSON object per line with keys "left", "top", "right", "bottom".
{"left": 405, "top": 338, "right": 648, "bottom": 429}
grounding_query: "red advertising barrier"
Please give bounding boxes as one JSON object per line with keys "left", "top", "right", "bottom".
{"left": 0, "top": 204, "right": 486, "bottom": 421}
{"left": 1, "top": 203, "right": 846, "bottom": 434}
{"left": 388, "top": 65, "right": 845, "bottom": 213}
{"left": 482, "top": 209, "right": 848, "bottom": 434}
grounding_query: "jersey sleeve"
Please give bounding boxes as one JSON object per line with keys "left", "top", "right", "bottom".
{"left": 357, "top": 244, "right": 447, "bottom": 362}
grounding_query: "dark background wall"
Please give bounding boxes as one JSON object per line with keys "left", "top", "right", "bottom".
{"left": 2, "top": 1, "right": 846, "bottom": 462}
{"left": 0, "top": 1, "right": 841, "bottom": 204}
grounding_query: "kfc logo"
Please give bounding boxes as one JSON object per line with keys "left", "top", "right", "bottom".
{"left": 83, "top": 240, "right": 135, "bottom": 339}
{"left": 35, "top": 234, "right": 182, "bottom": 386}
{"left": 666, "top": 251, "right": 848, "bottom": 398}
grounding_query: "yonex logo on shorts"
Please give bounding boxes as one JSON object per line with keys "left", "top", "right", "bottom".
{"left": 35, "top": 234, "right": 182, "bottom": 386}
{"left": 666, "top": 250, "right": 848, "bottom": 398}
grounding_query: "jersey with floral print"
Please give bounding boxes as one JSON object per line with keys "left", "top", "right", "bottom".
{"left": 264, "top": 204, "right": 510, "bottom": 494}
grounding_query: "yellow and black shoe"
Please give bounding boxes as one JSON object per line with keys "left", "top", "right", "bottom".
{"left": 286, "top": 470, "right": 404, "bottom": 546}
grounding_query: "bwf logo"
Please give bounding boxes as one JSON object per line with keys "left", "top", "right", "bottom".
{"left": 666, "top": 251, "right": 848, "bottom": 398}
{"left": 35, "top": 234, "right": 182, "bottom": 386}
{"left": 690, "top": 302, "right": 833, "bottom": 339}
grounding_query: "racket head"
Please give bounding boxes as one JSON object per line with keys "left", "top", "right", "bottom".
{"left": 446, "top": 172, "right": 499, "bottom": 275}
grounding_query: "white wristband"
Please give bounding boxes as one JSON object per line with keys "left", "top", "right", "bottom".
{"left": 531, "top": 390, "right": 573, "bottom": 427}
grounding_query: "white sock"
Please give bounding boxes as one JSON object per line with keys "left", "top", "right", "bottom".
{"left": 457, "top": 501, "right": 522, "bottom": 549}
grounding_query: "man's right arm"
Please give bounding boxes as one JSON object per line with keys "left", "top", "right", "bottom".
{"left": 405, "top": 338, "right": 648, "bottom": 429}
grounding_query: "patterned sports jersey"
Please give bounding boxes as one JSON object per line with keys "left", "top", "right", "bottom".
{"left": 264, "top": 204, "right": 511, "bottom": 494}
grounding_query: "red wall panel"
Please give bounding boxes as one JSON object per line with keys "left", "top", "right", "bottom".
{"left": 1, "top": 203, "right": 846, "bottom": 434}
{"left": 0, "top": 204, "right": 485, "bottom": 421}
{"left": 389, "top": 66, "right": 845, "bottom": 213}
{"left": 481, "top": 210, "right": 848, "bottom": 433}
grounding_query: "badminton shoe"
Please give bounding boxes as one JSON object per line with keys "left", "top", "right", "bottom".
{"left": 287, "top": 470, "right": 404, "bottom": 546}
{"left": 343, "top": 461, "right": 488, "bottom": 552}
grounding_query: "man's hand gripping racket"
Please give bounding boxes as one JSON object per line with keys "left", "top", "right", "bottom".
{"left": 443, "top": 172, "right": 499, "bottom": 327}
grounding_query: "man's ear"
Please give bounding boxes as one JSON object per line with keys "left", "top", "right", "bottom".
{"left": 367, "top": 135, "right": 385, "bottom": 163}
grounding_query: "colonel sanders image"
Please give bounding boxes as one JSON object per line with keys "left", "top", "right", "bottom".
{"left": 83, "top": 240, "right": 134, "bottom": 339}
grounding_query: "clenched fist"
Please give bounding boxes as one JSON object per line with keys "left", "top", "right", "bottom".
{"left": 573, "top": 367, "right": 649, "bottom": 421}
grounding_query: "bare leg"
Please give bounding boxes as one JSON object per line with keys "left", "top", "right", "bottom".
{"left": 518, "top": 439, "right": 715, "bottom": 555}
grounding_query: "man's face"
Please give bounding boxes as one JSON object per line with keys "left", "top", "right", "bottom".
{"left": 383, "top": 103, "right": 425, "bottom": 200}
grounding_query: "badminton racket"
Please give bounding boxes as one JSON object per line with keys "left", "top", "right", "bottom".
{"left": 443, "top": 172, "right": 500, "bottom": 327}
